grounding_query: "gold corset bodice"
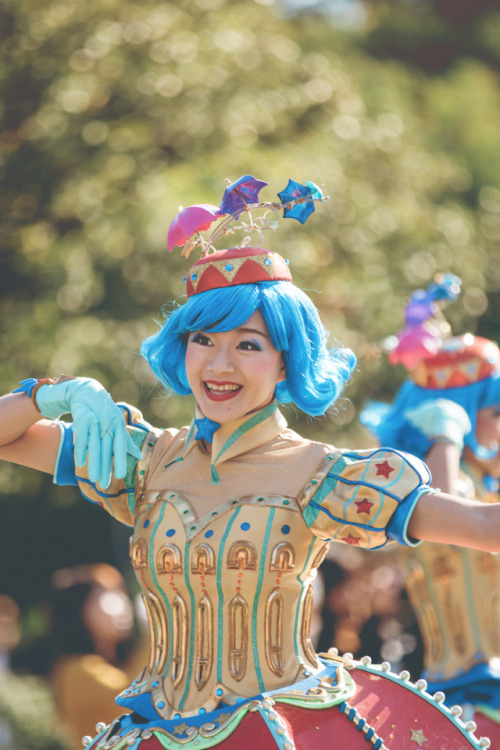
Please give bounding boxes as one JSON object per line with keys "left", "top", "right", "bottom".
{"left": 401, "top": 544, "right": 500, "bottom": 681}
{"left": 401, "top": 470, "right": 500, "bottom": 683}
{"left": 128, "top": 489, "right": 328, "bottom": 718}
{"left": 67, "top": 406, "right": 430, "bottom": 719}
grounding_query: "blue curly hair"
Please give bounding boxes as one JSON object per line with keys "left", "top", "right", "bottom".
{"left": 140, "top": 280, "right": 356, "bottom": 417}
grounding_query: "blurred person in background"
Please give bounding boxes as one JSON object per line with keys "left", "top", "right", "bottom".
{"left": 47, "top": 563, "right": 143, "bottom": 746}
{"left": 0, "top": 594, "right": 70, "bottom": 750}
{"left": 362, "top": 273, "right": 500, "bottom": 747}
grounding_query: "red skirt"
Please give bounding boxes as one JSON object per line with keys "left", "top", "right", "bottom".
{"left": 85, "top": 660, "right": 492, "bottom": 749}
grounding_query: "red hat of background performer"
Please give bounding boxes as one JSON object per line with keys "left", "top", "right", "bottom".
{"left": 411, "top": 334, "right": 500, "bottom": 389}
{"left": 185, "top": 247, "right": 293, "bottom": 297}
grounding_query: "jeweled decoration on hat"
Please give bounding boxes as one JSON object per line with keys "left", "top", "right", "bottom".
{"left": 166, "top": 175, "right": 327, "bottom": 296}
{"left": 386, "top": 273, "right": 500, "bottom": 388}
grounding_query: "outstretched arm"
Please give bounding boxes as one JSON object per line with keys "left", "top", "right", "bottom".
{"left": 408, "top": 488, "right": 500, "bottom": 552}
{"left": 0, "top": 378, "right": 142, "bottom": 488}
{"left": 0, "top": 392, "right": 60, "bottom": 473}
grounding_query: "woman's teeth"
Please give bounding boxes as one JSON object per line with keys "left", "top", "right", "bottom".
{"left": 205, "top": 383, "right": 241, "bottom": 393}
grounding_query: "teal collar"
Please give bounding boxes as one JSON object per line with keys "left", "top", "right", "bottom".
{"left": 184, "top": 402, "right": 287, "bottom": 484}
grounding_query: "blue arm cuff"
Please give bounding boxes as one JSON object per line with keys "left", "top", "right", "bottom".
{"left": 386, "top": 485, "right": 432, "bottom": 546}
{"left": 12, "top": 378, "right": 39, "bottom": 397}
{"left": 53, "top": 421, "right": 78, "bottom": 486}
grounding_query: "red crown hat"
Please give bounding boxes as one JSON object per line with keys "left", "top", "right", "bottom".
{"left": 185, "top": 247, "right": 292, "bottom": 297}
{"left": 411, "top": 334, "right": 500, "bottom": 389}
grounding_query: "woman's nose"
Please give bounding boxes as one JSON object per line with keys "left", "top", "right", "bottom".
{"left": 207, "top": 345, "right": 235, "bottom": 372}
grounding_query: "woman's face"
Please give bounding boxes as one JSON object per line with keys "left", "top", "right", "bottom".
{"left": 82, "top": 585, "right": 133, "bottom": 647}
{"left": 185, "top": 310, "right": 285, "bottom": 424}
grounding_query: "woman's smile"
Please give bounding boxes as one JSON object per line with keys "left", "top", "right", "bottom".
{"left": 203, "top": 380, "right": 243, "bottom": 401}
{"left": 185, "top": 310, "right": 285, "bottom": 423}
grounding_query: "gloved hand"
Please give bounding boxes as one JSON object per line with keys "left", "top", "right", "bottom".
{"left": 404, "top": 398, "right": 471, "bottom": 451}
{"left": 36, "top": 377, "right": 142, "bottom": 488}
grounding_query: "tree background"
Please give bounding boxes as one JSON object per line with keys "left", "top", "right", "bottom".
{"left": 1, "top": 0, "right": 500, "bottom": 652}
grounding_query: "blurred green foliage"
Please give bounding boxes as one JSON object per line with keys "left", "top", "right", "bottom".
{"left": 0, "top": 674, "right": 70, "bottom": 749}
{"left": 1, "top": 0, "right": 500, "bottom": 636}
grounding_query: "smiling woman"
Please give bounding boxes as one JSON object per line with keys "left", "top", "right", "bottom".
{"left": 0, "top": 178, "right": 498, "bottom": 750}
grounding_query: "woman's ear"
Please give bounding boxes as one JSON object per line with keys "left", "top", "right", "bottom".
{"left": 279, "top": 355, "right": 287, "bottom": 382}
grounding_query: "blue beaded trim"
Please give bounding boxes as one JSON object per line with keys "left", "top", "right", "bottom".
{"left": 339, "top": 701, "right": 387, "bottom": 749}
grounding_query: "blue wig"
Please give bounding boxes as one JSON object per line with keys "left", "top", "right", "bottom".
{"left": 361, "top": 372, "right": 500, "bottom": 461}
{"left": 140, "top": 280, "right": 356, "bottom": 417}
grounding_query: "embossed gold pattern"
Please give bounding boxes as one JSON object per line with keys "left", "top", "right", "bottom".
{"left": 171, "top": 595, "right": 188, "bottom": 687}
{"left": 195, "top": 595, "right": 214, "bottom": 690}
{"left": 131, "top": 538, "right": 148, "bottom": 570}
{"left": 147, "top": 590, "right": 169, "bottom": 673}
{"left": 158, "top": 544, "right": 183, "bottom": 574}
{"left": 228, "top": 593, "right": 249, "bottom": 681}
{"left": 269, "top": 542, "right": 295, "bottom": 572}
{"left": 265, "top": 590, "right": 284, "bottom": 676}
{"left": 191, "top": 544, "right": 216, "bottom": 574}
{"left": 301, "top": 584, "right": 319, "bottom": 667}
{"left": 227, "top": 541, "right": 257, "bottom": 570}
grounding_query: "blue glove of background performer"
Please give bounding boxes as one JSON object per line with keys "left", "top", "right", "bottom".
{"left": 30, "top": 377, "right": 141, "bottom": 488}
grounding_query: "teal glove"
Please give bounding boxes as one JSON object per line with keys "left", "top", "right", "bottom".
{"left": 404, "top": 398, "right": 471, "bottom": 451}
{"left": 36, "top": 377, "right": 143, "bottom": 488}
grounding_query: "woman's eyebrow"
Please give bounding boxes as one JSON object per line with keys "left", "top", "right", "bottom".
{"left": 237, "top": 327, "right": 269, "bottom": 339}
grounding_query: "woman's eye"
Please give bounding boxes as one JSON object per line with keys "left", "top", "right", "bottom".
{"left": 237, "top": 339, "right": 262, "bottom": 351}
{"left": 191, "top": 332, "right": 212, "bottom": 346}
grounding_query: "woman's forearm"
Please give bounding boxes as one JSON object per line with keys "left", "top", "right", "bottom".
{"left": 408, "top": 489, "right": 500, "bottom": 553}
{"left": 0, "top": 392, "right": 61, "bottom": 474}
{"left": 0, "top": 392, "right": 44, "bottom": 446}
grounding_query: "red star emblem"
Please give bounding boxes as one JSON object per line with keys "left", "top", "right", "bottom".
{"left": 375, "top": 460, "right": 394, "bottom": 478}
{"left": 344, "top": 533, "right": 361, "bottom": 546}
{"left": 355, "top": 498, "right": 373, "bottom": 515}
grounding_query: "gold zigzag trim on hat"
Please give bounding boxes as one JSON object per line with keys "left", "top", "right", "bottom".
{"left": 413, "top": 359, "right": 483, "bottom": 388}
{"left": 189, "top": 253, "right": 276, "bottom": 293}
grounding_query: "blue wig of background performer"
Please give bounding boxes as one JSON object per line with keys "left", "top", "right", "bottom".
{"left": 361, "top": 273, "right": 500, "bottom": 469}
{"left": 140, "top": 176, "right": 356, "bottom": 419}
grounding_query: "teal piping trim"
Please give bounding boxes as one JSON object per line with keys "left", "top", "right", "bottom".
{"left": 216, "top": 507, "right": 242, "bottom": 682}
{"left": 182, "top": 422, "right": 196, "bottom": 457}
{"left": 99, "top": 492, "right": 115, "bottom": 517}
{"left": 252, "top": 507, "right": 275, "bottom": 692}
{"left": 179, "top": 538, "right": 196, "bottom": 711}
{"left": 211, "top": 465, "right": 220, "bottom": 485}
{"left": 126, "top": 429, "right": 148, "bottom": 517}
{"left": 293, "top": 536, "right": 317, "bottom": 661}
{"left": 303, "top": 475, "right": 337, "bottom": 528}
{"left": 149, "top": 502, "right": 173, "bottom": 675}
{"left": 211, "top": 402, "right": 277, "bottom": 468}
{"left": 163, "top": 456, "right": 184, "bottom": 472}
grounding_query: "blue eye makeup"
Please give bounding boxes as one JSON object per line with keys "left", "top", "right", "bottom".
{"left": 237, "top": 339, "right": 263, "bottom": 351}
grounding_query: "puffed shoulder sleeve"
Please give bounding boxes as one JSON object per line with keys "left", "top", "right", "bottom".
{"left": 298, "top": 447, "right": 432, "bottom": 549}
{"left": 53, "top": 403, "right": 158, "bottom": 528}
